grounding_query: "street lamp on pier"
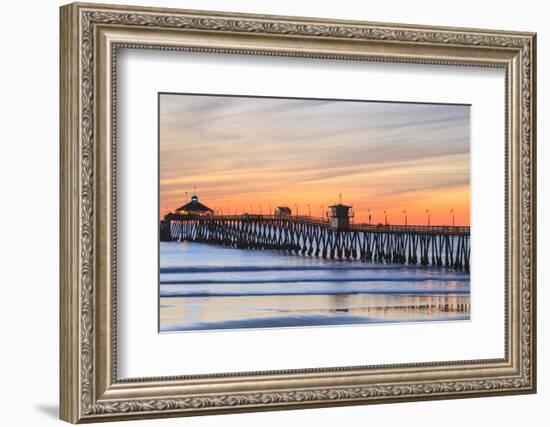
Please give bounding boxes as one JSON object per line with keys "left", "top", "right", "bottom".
{"left": 307, "top": 204, "right": 311, "bottom": 217}
{"left": 384, "top": 210, "right": 388, "bottom": 225}
{"left": 294, "top": 204, "right": 299, "bottom": 216}
{"left": 450, "top": 208, "right": 455, "bottom": 227}
{"left": 403, "top": 209, "right": 408, "bottom": 226}
{"left": 426, "top": 209, "right": 431, "bottom": 226}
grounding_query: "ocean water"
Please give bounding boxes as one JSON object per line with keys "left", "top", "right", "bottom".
{"left": 159, "top": 241, "right": 470, "bottom": 332}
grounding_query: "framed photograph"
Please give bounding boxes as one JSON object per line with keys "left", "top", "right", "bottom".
{"left": 60, "top": 2, "right": 537, "bottom": 423}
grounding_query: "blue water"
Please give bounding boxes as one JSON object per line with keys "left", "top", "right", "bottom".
{"left": 160, "top": 241, "right": 470, "bottom": 332}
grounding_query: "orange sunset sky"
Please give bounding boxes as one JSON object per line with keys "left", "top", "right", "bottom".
{"left": 159, "top": 94, "right": 470, "bottom": 226}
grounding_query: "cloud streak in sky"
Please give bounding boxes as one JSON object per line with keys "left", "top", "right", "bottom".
{"left": 160, "top": 94, "right": 470, "bottom": 225}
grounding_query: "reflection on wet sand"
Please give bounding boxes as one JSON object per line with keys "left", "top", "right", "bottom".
{"left": 160, "top": 293, "right": 470, "bottom": 331}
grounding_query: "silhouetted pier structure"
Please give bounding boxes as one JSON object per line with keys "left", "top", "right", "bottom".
{"left": 160, "top": 213, "right": 470, "bottom": 271}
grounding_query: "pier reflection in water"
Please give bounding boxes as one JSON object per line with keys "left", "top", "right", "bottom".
{"left": 159, "top": 242, "right": 470, "bottom": 332}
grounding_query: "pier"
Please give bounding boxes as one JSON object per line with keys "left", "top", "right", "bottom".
{"left": 160, "top": 213, "right": 470, "bottom": 271}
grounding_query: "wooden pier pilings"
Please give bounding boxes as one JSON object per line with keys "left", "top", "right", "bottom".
{"left": 162, "top": 214, "right": 470, "bottom": 271}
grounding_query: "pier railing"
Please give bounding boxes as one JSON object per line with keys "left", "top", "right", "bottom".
{"left": 160, "top": 213, "right": 470, "bottom": 271}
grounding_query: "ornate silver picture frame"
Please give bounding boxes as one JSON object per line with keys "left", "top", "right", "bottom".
{"left": 60, "top": 2, "right": 536, "bottom": 423}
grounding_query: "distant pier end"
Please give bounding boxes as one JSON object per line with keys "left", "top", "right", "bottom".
{"left": 161, "top": 194, "right": 213, "bottom": 242}
{"left": 175, "top": 195, "right": 213, "bottom": 216}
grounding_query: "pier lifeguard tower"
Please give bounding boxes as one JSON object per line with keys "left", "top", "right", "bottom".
{"left": 328, "top": 196, "right": 353, "bottom": 230}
